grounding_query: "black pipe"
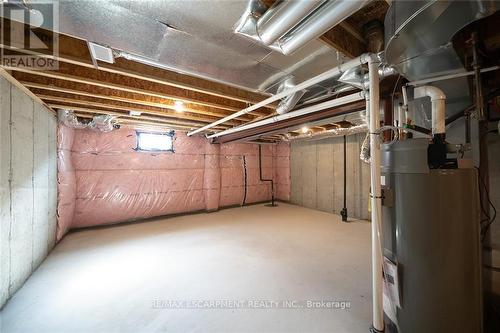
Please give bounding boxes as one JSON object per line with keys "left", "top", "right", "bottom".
{"left": 340, "top": 135, "right": 348, "bottom": 222}
{"left": 242, "top": 155, "right": 247, "bottom": 206}
{"left": 258, "top": 145, "right": 275, "bottom": 207}
{"left": 465, "top": 111, "right": 471, "bottom": 144}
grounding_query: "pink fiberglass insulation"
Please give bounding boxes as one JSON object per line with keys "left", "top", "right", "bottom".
{"left": 56, "top": 125, "right": 76, "bottom": 240}
{"left": 56, "top": 127, "right": 290, "bottom": 239}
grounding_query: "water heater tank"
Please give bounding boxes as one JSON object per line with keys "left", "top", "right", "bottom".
{"left": 381, "top": 138, "right": 482, "bottom": 332}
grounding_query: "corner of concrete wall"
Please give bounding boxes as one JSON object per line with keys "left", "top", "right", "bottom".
{"left": 0, "top": 75, "right": 57, "bottom": 309}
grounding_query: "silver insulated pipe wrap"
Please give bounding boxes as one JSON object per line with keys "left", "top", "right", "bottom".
{"left": 256, "top": 0, "right": 324, "bottom": 45}
{"left": 236, "top": 0, "right": 371, "bottom": 55}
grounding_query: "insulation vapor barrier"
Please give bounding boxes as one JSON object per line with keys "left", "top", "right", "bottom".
{"left": 56, "top": 126, "right": 290, "bottom": 240}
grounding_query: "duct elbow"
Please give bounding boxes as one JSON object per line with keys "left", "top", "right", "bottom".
{"left": 413, "top": 85, "right": 446, "bottom": 135}
{"left": 414, "top": 85, "right": 446, "bottom": 101}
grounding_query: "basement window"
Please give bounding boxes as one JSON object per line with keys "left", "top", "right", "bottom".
{"left": 136, "top": 131, "right": 174, "bottom": 152}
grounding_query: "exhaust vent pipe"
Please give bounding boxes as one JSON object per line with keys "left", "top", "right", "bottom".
{"left": 413, "top": 85, "right": 446, "bottom": 136}
{"left": 236, "top": 0, "right": 371, "bottom": 55}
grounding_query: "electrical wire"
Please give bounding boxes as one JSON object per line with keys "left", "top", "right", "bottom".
{"left": 475, "top": 166, "right": 497, "bottom": 242}
{"left": 390, "top": 74, "right": 402, "bottom": 114}
{"left": 242, "top": 155, "right": 247, "bottom": 206}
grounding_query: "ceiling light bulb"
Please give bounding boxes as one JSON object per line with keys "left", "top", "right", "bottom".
{"left": 301, "top": 126, "right": 309, "bottom": 134}
{"left": 174, "top": 100, "right": 184, "bottom": 112}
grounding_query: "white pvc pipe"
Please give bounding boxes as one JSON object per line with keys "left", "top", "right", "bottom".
{"left": 398, "top": 103, "right": 405, "bottom": 127}
{"left": 207, "top": 92, "right": 365, "bottom": 139}
{"left": 401, "top": 85, "right": 410, "bottom": 126}
{"left": 406, "top": 65, "right": 499, "bottom": 87}
{"left": 398, "top": 102, "right": 405, "bottom": 139}
{"left": 413, "top": 85, "right": 446, "bottom": 135}
{"left": 188, "top": 54, "right": 376, "bottom": 136}
{"left": 368, "top": 59, "right": 384, "bottom": 332}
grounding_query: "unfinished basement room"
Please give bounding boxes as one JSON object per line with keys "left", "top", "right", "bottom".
{"left": 1, "top": 1, "right": 500, "bottom": 332}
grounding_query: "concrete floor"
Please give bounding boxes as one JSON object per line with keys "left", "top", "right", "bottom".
{"left": 0, "top": 203, "right": 372, "bottom": 333}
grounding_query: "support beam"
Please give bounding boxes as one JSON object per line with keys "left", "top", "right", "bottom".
{"left": 213, "top": 100, "right": 366, "bottom": 144}
{"left": 320, "top": 25, "right": 365, "bottom": 58}
{"left": 189, "top": 54, "right": 375, "bottom": 136}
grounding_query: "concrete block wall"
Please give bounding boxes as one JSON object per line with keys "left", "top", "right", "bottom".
{"left": 0, "top": 76, "right": 57, "bottom": 308}
{"left": 290, "top": 133, "right": 371, "bottom": 220}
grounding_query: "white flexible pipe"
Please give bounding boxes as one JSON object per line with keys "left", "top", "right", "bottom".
{"left": 413, "top": 85, "right": 446, "bottom": 135}
{"left": 188, "top": 53, "right": 377, "bottom": 136}
{"left": 368, "top": 58, "right": 384, "bottom": 332}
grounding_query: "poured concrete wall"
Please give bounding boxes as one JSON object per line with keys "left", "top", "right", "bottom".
{"left": 290, "top": 133, "right": 371, "bottom": 220}
{"left": 0, "top": 76, "right": 57, "bottom": 308}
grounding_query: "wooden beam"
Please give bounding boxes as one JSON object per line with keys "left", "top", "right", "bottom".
{"left": 50, "top": 104, "right": 229, "bottom": 130}
{"left": 16, "top": 76, "right": 262, "bottom": 119}
{"left": 4, "top": 62, "right": 272, "bottom": 114}
{"left": 74, "top": 112, "right": 215, "bottom": 132}
{"left": 0, "top": 23, "right": 273, "bottom": 106}
{"left": 22, "top": 82, "right": 255, "bottom": 121}
{"left": 0, "top": 68, "right": 55, "bottom": 114}
{"left": 320, "top": 0, "right": 388, "bottom": 58}
{"left": 320, "top": 25, "right": 366, "bottom": 58}
{"left": 338, "top": 22, "right": 366, "bottom": 44}
{"left": 38, "top": 94, "right": 242, "bottom": 126}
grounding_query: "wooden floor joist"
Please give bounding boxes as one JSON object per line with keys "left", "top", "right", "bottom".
{"left": 74, "top": 112, "right": 214, "bottom": 133}
{"left": 0, "top": 28, "right": 274, "bottom": 106}
{"left": 38, "top": 94, "right": 243, "bottom": 126}
{"left": 5, "top": 64, "right": 265, "bottom": 112}
{"left": 52, "top": 104, "right": 229, "bottom": 130}
{"left": 0, "top": 5, "right": 391, "bottom": 136}
{"left": 22, "top": 82, "right": 255, "bottom": 121}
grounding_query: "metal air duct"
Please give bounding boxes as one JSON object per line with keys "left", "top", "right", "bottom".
{"left": 256, "top": 0, "right": 324, "bottom": 45}
{"left": 236, "top": 0, "right": 371, "bottom": 55}
{"left": 272, "top": 0, "right": 371, "bottom": 55}
{"left": 275, "top": 78, "right": 306, "bottom": 115}
{"left": 235, "top": 0, "right": 322, "bottom": 46}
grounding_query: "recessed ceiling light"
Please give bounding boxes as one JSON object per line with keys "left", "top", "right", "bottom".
{"left": 174, "top": 100, "right": 184, "bottom": 113}
{"left": 301, "top": 126, "right": 309, "bottom": 134}
{"left": 129, "top": 110, "right": 142, "bottom": 116}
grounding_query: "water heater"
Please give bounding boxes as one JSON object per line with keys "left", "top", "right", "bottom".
{"left": 380, "top": 138, "right": 482, "bottom": 332}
